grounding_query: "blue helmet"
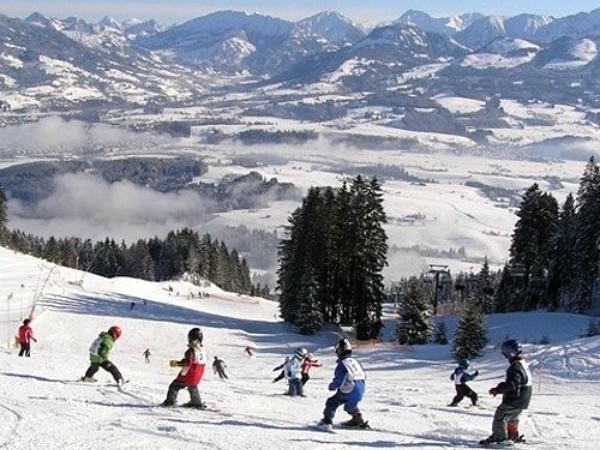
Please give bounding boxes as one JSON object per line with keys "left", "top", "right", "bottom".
{"left": 500, "top": 339, "right": 522, "bottom": 359}
{"left": 458, "top": 358, "right": 469, "bottom": 368}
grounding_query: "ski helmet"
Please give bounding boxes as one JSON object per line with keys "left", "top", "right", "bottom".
{"left": 108, "top": 326, "right": 122, "bottom": 340}
{"left": 294, "top": 347, "right": 308, "bottom": 359}
{"left": 458, "top": 358, "right": 469, "bottom": 368}
{"left": 306, "top": 352, "right": 314, "bottom": 360}
{"left": 335, "top": 338, "right": 352, "bottom": 357}
{"left": 188, "top": 327, "right": 203, "bottom": 344}
{"left": 500, "top": 339, "right": 522, "bottom": 359}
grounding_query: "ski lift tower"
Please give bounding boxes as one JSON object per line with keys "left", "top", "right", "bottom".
{"left": 429, "top": 264, "right": 450, "bottom": 316}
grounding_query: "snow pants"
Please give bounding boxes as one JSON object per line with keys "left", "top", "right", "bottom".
{"left": 451, "top": 383, "right": 478, "bottom": 405}
{"left": 301, "top": 373, "right": 310, "bottom": 386}
{"left": 491, "top": 403, "right": 524, "bottom": 441}
{"left": 287, "top": 378, "right": 303, "bottom": 396}
{"left": 323, "top": 384, "right": 365, "bottom": 421}
{"left": 84, "top": 360, "right": 123, "bottom": 383}
{"left": 165, "top": 379, "right": 203, "bottom": 406}
{"left": 18, "top": 342, "right": 31, "bottom": 357}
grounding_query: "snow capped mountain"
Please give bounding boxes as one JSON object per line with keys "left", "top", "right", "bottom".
{"left": 534, "top": 7, "right": 600, "bottom": 42}
{"left": 453, "top": 16, "right": 508, "bottom": 50}
{"left": 98, "top": 15, "right": 122, "bottom": 31}
{"left": 504, "top": 14, "right": 554, "bottom": 40}
{"left": 397, "top": 10, "right": 483, "bottom": 35}
{"left": 295, "top": 11, "right": 366, "bottom": 47}
{"left": 124, "top": 19, "right": 163, "bottom": 40}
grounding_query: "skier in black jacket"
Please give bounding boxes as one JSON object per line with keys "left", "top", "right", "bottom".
{"left": 448, "top": 358, "right": 479, "bottom": 407}
{"left": 480, "top": 339, "right": 533, "bottom": 445}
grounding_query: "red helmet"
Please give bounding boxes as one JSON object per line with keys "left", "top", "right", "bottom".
{"left": 108, "top": 326, "right": 122, "bottom": 340}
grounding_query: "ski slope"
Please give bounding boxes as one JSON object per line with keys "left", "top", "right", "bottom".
{"left": 1, "top": 246, "right": 600, "bottom": 449}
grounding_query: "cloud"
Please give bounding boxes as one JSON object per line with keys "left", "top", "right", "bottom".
{"left": 0, "top": 117, "right": 172, "bottom": 153}
{"left": 8, "top": 173, "right": 216, "bottom": 243}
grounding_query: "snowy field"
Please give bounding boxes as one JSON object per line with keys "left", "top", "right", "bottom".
{"left": 1, "top": 246, "right": 600, "bottom": 450}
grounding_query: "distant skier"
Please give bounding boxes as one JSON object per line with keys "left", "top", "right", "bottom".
{"left": 272, "top": 356, "right": 290, "bottom": 383}
{"left": 284, "top": 348, "right": 306, "bottom": 397}
{"left": 161, "top": 327, "right": 207, "bottom": 408}
{"left": 17, "top": 318, "right": 37, "bottom": 357}
{"left": 480, "top": 339, "right": 533, "bottom": 446}
{"left": 301, "top": 352, "right": 322, "bottom": 387}
{"left": 81, "top": 326, "right": 125, "bottom": 385}
{"left": 143, "top": 348, "right": 151, "bottom": 364}
{"left": 448, "top": 358, "right": 479, "bottom": 407}
{"left": 316, "top": 338, "right": 369, "bottom": 431}
{"left": 244, "top": 346, "right": 254, "bottom": 358}
{"left": 212, "top": 356, "right": 228, "bottom": 380}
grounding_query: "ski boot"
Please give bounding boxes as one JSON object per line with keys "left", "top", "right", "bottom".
{"left": 507, "top": 422, "right": 525, "bottom": 443}
{"left": 80, "top": 376, "right": 97, "bottom": 383}
{"left": 182, "top": 401, "right": 207, "bottom": 409}
{"left": 341, "top": 413, "right": 370, "bottom": 429}
{"left": 315, "top": 417, "right": 333, "bottom": 432}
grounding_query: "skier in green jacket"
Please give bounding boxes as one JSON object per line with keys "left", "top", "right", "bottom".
{"left": 81, "top": 326, "right": 125, "bottom": 385}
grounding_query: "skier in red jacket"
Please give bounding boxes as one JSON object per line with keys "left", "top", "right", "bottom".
{"left": 17, "top": 318, "right": 37, "bottom": 357}
{"left": 161, "top": 327, "right": 207, "bottom": 408}
{"left": 301, "top": 353, "right": 322, "bottom": 386}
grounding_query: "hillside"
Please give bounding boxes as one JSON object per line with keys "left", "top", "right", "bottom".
{"left": 1, "top": 246, "right": 599, "bottom": 449}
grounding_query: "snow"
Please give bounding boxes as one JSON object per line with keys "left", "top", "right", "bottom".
{"left": 544, "top": 39, "right": 598, "bottom": 70}
{"left": 1, "top": 246, "right": 600, "bottom": 449}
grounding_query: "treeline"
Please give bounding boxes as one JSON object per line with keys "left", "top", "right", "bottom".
{"left": 0, "top": 195, "right": 252, "bottom": 294}
{"left": 278, "top": 176, "right": 388, "bottom": 338}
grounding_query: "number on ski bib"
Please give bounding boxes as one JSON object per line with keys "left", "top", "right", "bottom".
{"left": 343, "top": 358, "right": 366, "bottom": 380}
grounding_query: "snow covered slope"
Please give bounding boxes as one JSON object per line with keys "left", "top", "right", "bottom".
{"left": 1, "top": 246, "right": 599, "bottom": 449}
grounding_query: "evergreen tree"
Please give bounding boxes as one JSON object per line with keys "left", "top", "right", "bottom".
{"left": 453, "top": 299, "right": 487, "bottom": 361}
{"left": 571, "top": 157, "right": 600, "bottom": 312}
{"left": 396, "top": 280, "right": 431, "bottom": 345}
{"left": 295, "top": 270, "right": 324, "bottom": 335}
{"left": 432, "top": 319, "right": 448, "bottom": 345}
{"left": 0, "top": 183, "right": 7, "bottom": 246}
{"left": 546, "top": 194, "right": 577, "bottom": 310}
{"left": 477, "top": 258, "right": 495, "bottom": 313}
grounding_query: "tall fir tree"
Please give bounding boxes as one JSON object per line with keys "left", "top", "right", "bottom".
{"left": 452, "top": 298, "right": 487, "bottom": 361}
{"left": 396, "top": 280, "right": 431, "bottom": 345}
{"left": 571, "top": 157, "right": 600, "bottom": 312}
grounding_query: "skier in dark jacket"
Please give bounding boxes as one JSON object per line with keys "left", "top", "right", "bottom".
{"left": 480, "top": 339, "right": 533, "bottom": 445}
{"left": 81, "top": 326, "right": 125, "bottom": 385}
{"left": 448, "top": 358, "right": 479, "bottom": 407}
{"left": 212, "top": 356, "right": 228, "bottom": 380}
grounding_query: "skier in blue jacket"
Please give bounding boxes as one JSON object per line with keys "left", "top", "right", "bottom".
{"left": 316, "top": 338, "right": 369, "bottom": 431}
{"left": 448, "top": 358, "right": 479, "bottom": 407}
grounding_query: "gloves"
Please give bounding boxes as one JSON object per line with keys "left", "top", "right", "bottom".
{"left": 169, "top": 359, "right": 179, "bottom": 367}
{"left": 489, "top": 387, "right": 498, "bottom": 396}
{"left": 474, "top": 370, "right": 480, "bottom": 376}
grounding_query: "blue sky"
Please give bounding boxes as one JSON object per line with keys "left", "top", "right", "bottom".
{"left": 0, "top": 0, "right": 597, "bottom": 26}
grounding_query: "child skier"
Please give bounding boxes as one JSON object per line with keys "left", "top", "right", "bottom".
{"left": 316, "top": 338, "right": 369, "bottom": 431}
{"left": 17, "top": 318, "right": 37, "bottom": 357}
{"left": 480, "top": 339, "right": 533, "bottom": 445}
{"left": 143, "top": 348, "right": 151, "bottom": 363}
{"left": 81, "top": 326, "right": 125, "bottom": 385}
{"left": 283, "top": 348, "right": 306, "bottom": 396}
{"left": 448, "top": 358, "right": 479, "bottom": 407}
{"left": 301, "top": 352, "right": 322, "bottom": 387}
{"left": 212, "top": 356, "right": 228, "bottom": 380}
{"left": 161, "top": 327, "right": 207, "bottom": 408}
{"left": 272, "top": 356, "right": 289, "bottom": 383}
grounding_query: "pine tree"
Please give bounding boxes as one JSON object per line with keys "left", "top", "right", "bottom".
{"left": 571, "top": 157, "right": 600, "bottom": 312}
{"left": 295, "top": 270, "right": 324, "bottom": 335}
{"left": 453, "top": 299, "right": 487, "bottom": 361}
{"left": 396, "top": 280, "right": 431, "bottom": 345}
{"left": 432, "top": 320, "right": 448, "bottom": 345}
{"left": 477, "top": 258, "right": 495, "bottom": 313}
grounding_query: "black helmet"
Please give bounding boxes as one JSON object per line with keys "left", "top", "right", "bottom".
{"left": 188, "top": 327, "right": 203, "bottom": 344}
{"left": 458, "top": 358, "right": 469, "bottom": 368}
{"left": 500, "top": 339, "right": 522, "bottom": 359}
{"left": 335, "top": 338, "right": 352, "bottom": 357}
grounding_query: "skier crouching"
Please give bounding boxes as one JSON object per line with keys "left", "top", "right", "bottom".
{"left": 448, "top": 358, "right": 479, "bottom": 407}
{"left": 316, "top": 338, "right": 369, "bottom": 431}
{"left": 161, "top": 327, "right": 207, "bottom": 408}
{"left": 81, "top": 326, "right": 125, "bottom": 385}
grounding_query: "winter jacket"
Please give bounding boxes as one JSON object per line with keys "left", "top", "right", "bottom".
{"left": 212, "top": 358, "right": 227, "bottom": 373}
{"left": 88, "top": 332, "right": 115, "bottom": 364}
{"left": 450, "top": 367, "right": 478, "bottom": 385}
{"left": 283, "top": 356, "right": 302, "bottom": 380}
{"left": 329, "top": 355, "right": 366, "bottom": 394}
{"left": 175, "top": 344, "right": 206, "bottom": 387}
{"left": 18, "top": 324, "right": 36, "bottom": 344}
{"left": 301, "top": 357, "right": 322, "bottom": 375}
{"left": 495, "top": 358, "right": 533, "bottom": 409}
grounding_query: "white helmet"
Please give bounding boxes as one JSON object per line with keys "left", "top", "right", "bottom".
{"left": 294, "top": 347, "right": 308, "bottom": 359}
